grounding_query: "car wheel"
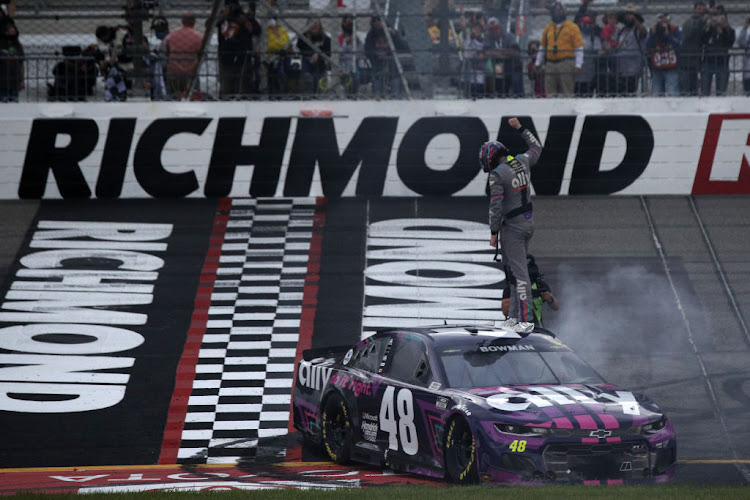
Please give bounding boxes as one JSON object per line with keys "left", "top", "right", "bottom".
{"left": 445, "top": 417, "right": 479, "bottom": 485}
{"left": 322, "top": 393, "right": 352, "bottom": 464}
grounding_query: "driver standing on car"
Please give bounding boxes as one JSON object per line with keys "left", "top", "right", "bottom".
{"left": 480, "top": 117, "right": 543, "bottom": 333}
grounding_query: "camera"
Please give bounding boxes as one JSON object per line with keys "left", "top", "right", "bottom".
{"left": 655, "top": 23, "right": 666, "bottom": 36}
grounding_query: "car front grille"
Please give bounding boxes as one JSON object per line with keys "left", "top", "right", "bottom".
{"left": 542, "top": 442, "right": 651, "bottom": 481}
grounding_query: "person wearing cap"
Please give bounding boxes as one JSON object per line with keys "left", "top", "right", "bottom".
{"left": 646, "top": 13, "right": 682, "bottom": 97}
{"left": 480, "top": 118, "right": 543, "bottom": 333}
{"left": 535, "top": 2, "right": 584, "bottom": 97}
{"left": 613, "top": 4, "right": 647, "bottom": 96}
{"left": 575, "top": 15, "right": 603, "bottom": 96}
{"left": 164, "top": 12, "right": 203, "bottom": 99}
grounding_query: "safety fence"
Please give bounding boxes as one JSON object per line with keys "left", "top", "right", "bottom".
{"left": 4, "top": 48, "right": 749, "bottom": 102}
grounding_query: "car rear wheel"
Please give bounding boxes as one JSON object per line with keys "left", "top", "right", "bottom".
{"left": 322, "top": 393, "right": 352, "bottom": 464}
{"left": 445, "top": 417, "right": 479, "bottom": 485}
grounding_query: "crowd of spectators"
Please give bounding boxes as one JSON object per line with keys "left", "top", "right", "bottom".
{"left": 2, "top": 0, "right": 750, "bottom": 101}
{"left": 453, "top": 0, "right": 750, "bottom": 98}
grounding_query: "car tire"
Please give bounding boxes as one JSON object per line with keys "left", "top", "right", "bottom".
{"left": 322, "top": 393, "right": 352, "bottom": 464}
{"left": 445, "top": 417, "right": 479, "bottom": 485}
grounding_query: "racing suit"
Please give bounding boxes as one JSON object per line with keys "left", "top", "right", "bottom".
{"left": 489, "top": 128, "right": 542, "bottom": 323}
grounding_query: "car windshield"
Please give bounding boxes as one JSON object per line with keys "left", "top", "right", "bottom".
{"left": 439, "top": 346, "right": 605, "bottom": 389}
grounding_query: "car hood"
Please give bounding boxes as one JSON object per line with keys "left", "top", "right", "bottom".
{"left": 460, "top": 383, "right": 662, "bottom": 426}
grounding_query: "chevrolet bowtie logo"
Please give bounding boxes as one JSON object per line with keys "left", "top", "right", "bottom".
{"left": 589, "top": 429, "right": 612, "bottom": 439}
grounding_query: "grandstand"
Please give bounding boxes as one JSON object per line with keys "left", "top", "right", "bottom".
{"left": 7, "top": 0, "right": 750, "bottom": 101}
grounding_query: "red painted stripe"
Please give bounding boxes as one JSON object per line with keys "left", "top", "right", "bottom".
{"left": 158, "top": 197, "right": 232, "bottom": 465}
{"left": 286, "top": 197, "right": 327, "bottom": 461}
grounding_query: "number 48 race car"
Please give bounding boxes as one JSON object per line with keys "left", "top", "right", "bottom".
{"left": 292, "top": 325, "right": 676, "bottom": 485}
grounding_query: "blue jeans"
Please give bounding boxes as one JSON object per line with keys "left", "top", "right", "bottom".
{"left": 652, "top": 69, "right": 679, "bottom": 96}
{"left": 701, "top": 63, "right": 729, "bottom": 96}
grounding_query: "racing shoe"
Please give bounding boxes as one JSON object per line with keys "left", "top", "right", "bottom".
{"left": 494, "top": 318, "right": 518, "bottom": 329}
{"left": 513, "top": 322, "right": 534, "bottom": 333}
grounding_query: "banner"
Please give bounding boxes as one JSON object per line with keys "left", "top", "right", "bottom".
{"left": 1, "top": 100, "right": 749, "bottom": 199}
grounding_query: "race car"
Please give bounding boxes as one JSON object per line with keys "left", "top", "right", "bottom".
{"left": 292, "top": 325, "right": 676, "bottom": 485}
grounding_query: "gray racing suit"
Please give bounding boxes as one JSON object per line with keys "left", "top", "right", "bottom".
{"left": 488, "top": 128, "right": 543, "bottom": 323}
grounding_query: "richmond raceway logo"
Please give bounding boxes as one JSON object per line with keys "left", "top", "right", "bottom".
{"left": 693, "top": 114, "right": 750, "bottom": 194}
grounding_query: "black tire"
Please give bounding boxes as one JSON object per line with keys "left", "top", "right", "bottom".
{"left": 322, "top": 393, "right": 353, "bottom": 464}
{"left": 445, "top": 417, "right": 479, "bottom": 485}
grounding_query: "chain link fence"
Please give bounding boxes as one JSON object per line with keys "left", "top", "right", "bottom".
{"left": 3, "top": 0, "right": 750, "bottom": 101}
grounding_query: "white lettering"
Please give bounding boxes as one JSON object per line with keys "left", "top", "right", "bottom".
{"left": 0, "top": 324, "right": 144, "bottom": 354}
{"left": 0, "top": 354, "right": 134, "bottom": 383}
{"left": 0, "top": 382, "right": 127, "bottom": 412}
{"left": 20, "top": 249, "right": 165, "bottom": 271}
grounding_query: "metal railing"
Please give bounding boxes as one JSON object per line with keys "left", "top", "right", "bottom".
{"left": 3, "top": 47, "right": 749, "bottom": 102}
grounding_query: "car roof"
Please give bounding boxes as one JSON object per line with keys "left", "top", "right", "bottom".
{"left": 377, "top": 324, "right": 563, "bottom": 349}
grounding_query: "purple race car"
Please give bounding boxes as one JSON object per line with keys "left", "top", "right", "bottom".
{"left": 292, "top": 325, "right": 676, "bottom": 485}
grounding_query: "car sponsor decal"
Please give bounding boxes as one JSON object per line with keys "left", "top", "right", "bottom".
{"left": 485, "top": 386, "right": 641, "bottom": 416}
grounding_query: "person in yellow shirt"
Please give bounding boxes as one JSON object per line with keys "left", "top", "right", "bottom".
{"left": 265, "top": 12, "right": 292, "bottom": 96}
{"left": 534, "top": 1, "right": 584, "bottom": 96}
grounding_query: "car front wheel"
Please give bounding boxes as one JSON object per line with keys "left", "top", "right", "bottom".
{"left": 445, "top": 417, "right": 479, "bottom": 485}
{"left": 322, "top": 393, "right": 352, "bottom": 464}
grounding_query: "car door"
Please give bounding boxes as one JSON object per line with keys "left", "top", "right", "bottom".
{"left": 374, "top": 333, "right": 442, "bottom": 471}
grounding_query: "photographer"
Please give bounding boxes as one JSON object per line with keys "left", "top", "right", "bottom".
{"left": 48, "top": 45, "right": 98, "bottom": 101}
{"left": 700, "top": 4, "right": 735, "bottom": 96}
{"left": 646, "top": 13, "right": 682, "bottom": 96}
{"left": 216, "top": 0, "right": 255, "bottom": 99}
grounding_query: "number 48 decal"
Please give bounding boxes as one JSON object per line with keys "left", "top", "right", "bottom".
{"left": 379, "top": 386, "right": 419, "bottom": 456}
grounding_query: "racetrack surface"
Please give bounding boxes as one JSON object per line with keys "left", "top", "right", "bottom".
{"left": 0, "top": 195, "right": 748, "bottom": 491}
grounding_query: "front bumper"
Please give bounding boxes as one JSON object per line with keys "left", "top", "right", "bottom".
{"left": 480, "top": 438, "right": 677, "bottom": 484}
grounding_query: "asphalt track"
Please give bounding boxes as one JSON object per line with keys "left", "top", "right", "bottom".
{"left": 0, "top": 195, "right": 748, "bottom": 492}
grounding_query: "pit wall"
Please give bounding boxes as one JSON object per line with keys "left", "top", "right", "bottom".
{"left": 1, "top": 98, "right": 748, "bottom": 199}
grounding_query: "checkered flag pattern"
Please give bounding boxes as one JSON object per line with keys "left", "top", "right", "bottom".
{"left": 176, "top": 198, "right": 316, "bottom": 464}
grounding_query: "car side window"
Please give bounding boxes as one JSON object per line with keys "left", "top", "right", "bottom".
{"left": 348, "top": 336, "right": 388, "bottom": 373}
{"left": 382, "top": 335, "right": 433, "bottom": 387}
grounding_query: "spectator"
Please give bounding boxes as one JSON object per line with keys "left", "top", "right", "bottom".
{"left": 0, "top": 17, "right": 23, "bottom": 102}
{"left": 0, "top": 0, "right": 16, "bottom": 18}
{"left": 576, "top": 16, "right": 602, "bottom": 96}
{"left": 146, "top": 16, "right": 169, "bottom": 100}
{"left": 95, "top": 24, "right": 134, "bottom": 101}
{"left": 614, "top": 5, "right": 647, "bottom": 96}
{"left": 364, "top": 15, "right": 408, "bottom": 98}
{"left": 483, "top": 16, "right": 523, "bottom": 97}
{"left": 701, "top": 5, "right": 735, "bottom": 96}
{"left": 245, "top": 3, "right": 263, "bottom": 94}
{"left": 297, "top": 17, "right": 331, "bottom": 95}
{"left": 462, "top": 22, "right": 486, "bottom": 98}
{"left": 164, "top": 12, "right": 204, "bottom": 99}
{"left": 646, "top": 13, "right": 682, "bottom": 97}
{"left": 527, "top": 40, "right": 545, "bottom": 97}
{"left": 48, "top": 45, "right": 97, "bottom": 102}
{"left": 265, "top": 12, "right": 294, "bottom": 97}
{"left": 535, "top": 1, "right": 583, "bottom": 97}
{"left": 216, "top": 0, "right": 253, "bottom": 99}
{"left": 338, "top": 14, "right": 367, "bottom": 95}
{"left": 739, "top": 17, "right": 750, "bottom": 96}
{"left": 599, "top": 11, "right": 619, "bottom": 95}
{"left": 681, "top": 1, "right": 708, "bottom": 96}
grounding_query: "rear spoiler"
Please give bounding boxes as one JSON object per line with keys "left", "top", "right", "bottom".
{"left": 302, "top": 345, "right": 351, "bottom": 362}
